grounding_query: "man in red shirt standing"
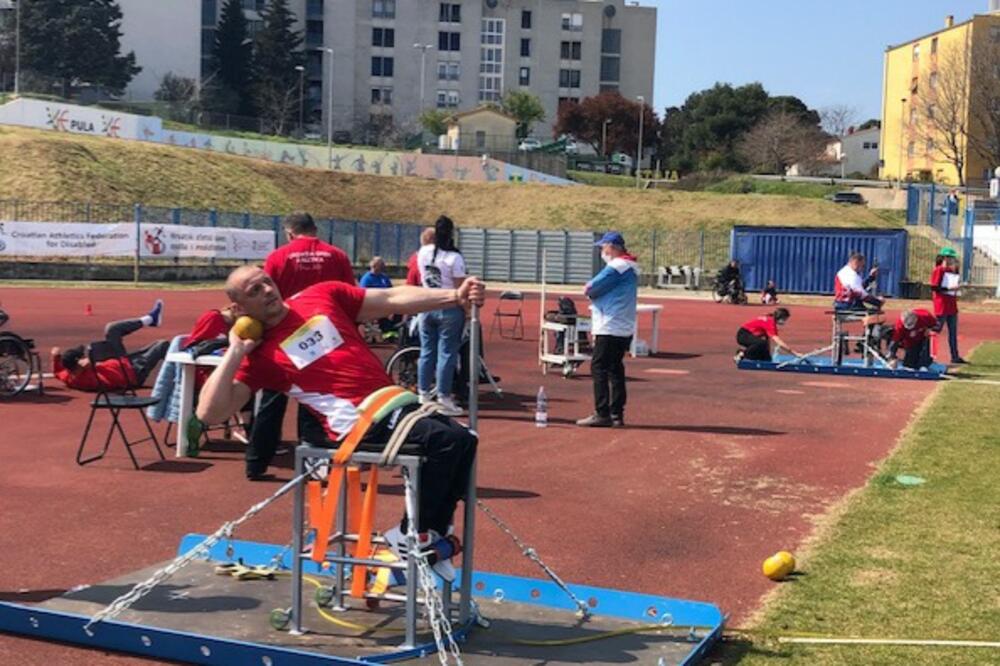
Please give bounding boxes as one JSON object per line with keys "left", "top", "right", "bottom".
{"left": 197, "top": 266, "right": 485, "bottom": 579}
{"left": 888, "top": 308, "right": 941, "bottom": 370}
{"left": 52, "top": 300, "right": 167, "bottom": 391}
{"left": 247, "top": 212, "right": 357, "bottom": 480}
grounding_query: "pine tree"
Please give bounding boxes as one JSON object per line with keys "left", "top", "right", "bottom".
{"left": 205, "top": 0, "right": 255, "bottom": 116}
{"left": 252, "top": 0, "right": 304, "bottom": 135}
{"left": 19, "top": 0, "right": 140, "bottom": 98}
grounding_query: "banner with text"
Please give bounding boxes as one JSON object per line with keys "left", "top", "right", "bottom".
{"left": 0, "top": 221, "right": 274, "bottom": 259}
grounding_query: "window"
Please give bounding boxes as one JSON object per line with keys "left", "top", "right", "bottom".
{"left": 202, "top": 0, "right": 217, "bottom": 25}
{"left": 521, "top": 10, "right": 531, "bottom": 30}
{"left": 561, "top": 12, "right": 582, "bottom": 31}
{"left": 437, "top": 61, "right": 460, "bottom": 80}
{"left": 559, "top": 69, "right": 581, "bottom": 88}
{"left": 599, "top": 83, "right": 619, "bottom": 94}
{"left": 370, "top": 87, "right": 392, "bottom": 105}
{"left": 371, "top": 56, "right": 394, "bottom": 77}
{"left": 600, "top": 56, "right": 620, "bottom": 82}
{"left": 930, "top": 71, "right": 938, "bottom": 89}
{"left": 928, "top": 104, "right": 936, "bottom": 119}
{"left": 439, "top": 31, "right": 461, "bottom": 51}
{"left": 475, "top": 131, "right": 486, "bottom": 148}
{"left": 926, "top": 138, "right": 935, "bottom": 153}
{"left": 372, "top": 0, "right": 395, "bottom": 19}
{"left": 863, "top": 142, "right": 871, "bottom": 150}
{"left": 931, "top": 37, "right": 938, "bottom": 54}
{"left": 558, "top": 97, "right": 580, "bottom": 112}
{"left": 479, "top": 18, "right": 505, "bottom": 102}
{"left": 520, "top": 38, "right": 530, "bottom": 57}
{"left": 601, "top": 28, "right": 621, "bottom": 54}
{"left": 306, "top": 20, "right": 324, "bottom": 47}
{"left": 909, "top": 107, "right": 916, "bottom": 124}
{"left": 242, "top": 0, "right": 264, "bottom": 11}
{"left": 871, "top": 142, "right": 879, "bottom": 150}
{"left": 372, "top": 27, "right": 394, "bottom": 47}
{"left": 439, "top": 3, "right": 461, "bottom": 23}
{"left": 436, "top": 90, "right": 460, "bottom": 108}
{"left": 519, "top": 66, "right": 530, "bottom": 86}
{"left": 907, "top": 141, "right": 915, "bottom": 157}
{"left": 910, "top": 76, "right": 919, "bottom": 94}
{"left": 912, "top": 43, "right": 920, "bottom": 61}
{"left": 560, "top": 41, "right": 582, "bottom": 60}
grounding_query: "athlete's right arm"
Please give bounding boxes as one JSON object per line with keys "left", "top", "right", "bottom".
{"left": 196, "top": 330, "right": 255, "bottom": 424}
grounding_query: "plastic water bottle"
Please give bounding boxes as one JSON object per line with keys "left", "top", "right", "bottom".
{"left": 535, "top": 386, "right": 548, "bottom": 428}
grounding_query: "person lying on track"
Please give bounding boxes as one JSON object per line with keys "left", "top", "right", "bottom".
{"left": 51, "top": 300, "right": 168, "bottom": 392}
{"left": 734, "top": 308, "right": 800, "bottom": 362}
{"left": 196, "top": 266, "right": 485, "bottom": 580}
{"left": 887, "top": 308, "right": 942, "bottom": 371}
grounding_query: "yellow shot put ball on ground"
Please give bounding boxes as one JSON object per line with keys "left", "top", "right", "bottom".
{"left": 762, "top": 552, "right": 796, "bottom": 581}
{"left": 233, "top": 316, "right": 264, "bottom": 341}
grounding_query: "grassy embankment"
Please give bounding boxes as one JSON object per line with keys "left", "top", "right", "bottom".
{"left": 718, "top": 343, "right": 1000, "bottom": 665}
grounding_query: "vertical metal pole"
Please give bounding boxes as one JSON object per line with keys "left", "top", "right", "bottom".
{"left": 459, "top": 303, "right": 480, "bottom": 624}
{"left": 13, "top": 0, "right": 20, "bottom": 96}
{"left": 698, "top": 229, "right": 705, "bottom": 274}
{"left": 635, "top": 100, "right": 644, "bottom": 189}
{"left": 650, "top": 228, "right": 658, "bottom": 275}
{"left": 405, "top": 462, "right": 420, "bottom": 648}
{"left": 325, "top": 48, "right": 333, "bottom": 169}
{"left": 291, "top": 448, "right": 305, "bottom": 634}
{"left": 332, "top": 473, "right": 348, "bottom": 610}
{"left": 133, "top": 203, "right": 141, "bottom": 284}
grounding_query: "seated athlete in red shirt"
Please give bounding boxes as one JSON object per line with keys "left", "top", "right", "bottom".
{"left": 888, "top": 309, "right": 941, "bottom": 370}
{"left": 734, "top": 308, "right": 800, "bottom": 362}
{"left": 52, "top": 300, "right": 168, "bottom": 392}
{"left": 197, "top": 266, "right": 485, "bottom": 580}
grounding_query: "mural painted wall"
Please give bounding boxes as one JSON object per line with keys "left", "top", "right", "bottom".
{"left": 0, "top": 98, "right": 575, "bottom": 186}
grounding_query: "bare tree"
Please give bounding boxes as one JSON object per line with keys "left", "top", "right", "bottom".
{"left": 912, "top": 41, "right": 970, "bottom": 186}
{"left": 255, "top": 82, "right": 298, "bottom": 135}
{"left": 738, "top": 111, "right": 829, "bottom": 175}
{"left": 820, "top": 104, "right": 859, "bottom": 137}
{"left": 966, "top": 37, "right": 1000, "bottom": 180}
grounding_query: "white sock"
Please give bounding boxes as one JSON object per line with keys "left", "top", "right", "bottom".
{"left": 140, "top": 315, "right": 153, "bottom": 326}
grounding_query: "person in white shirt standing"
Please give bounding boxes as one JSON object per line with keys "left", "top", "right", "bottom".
{"left": 416, "top": 215, "right": 467, "bottom": 416}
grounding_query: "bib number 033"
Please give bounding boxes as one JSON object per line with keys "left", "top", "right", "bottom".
{"left": 280, "top": 315, "right": 343, "bottom": 369}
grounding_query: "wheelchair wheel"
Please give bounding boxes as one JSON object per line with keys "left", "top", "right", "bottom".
{"left": 385, "top": 346, "right": 420, "bottom": 393}
{"left": 734, "top": 291, "right": 748, "bottom": 305}
{"left": 712, "top": 288, "right": 725, "bottom": 304}
{"left": 0, "top": 334, "right": 32, "bottom": 398}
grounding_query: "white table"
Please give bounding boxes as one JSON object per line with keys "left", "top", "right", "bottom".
{"left": 166, "top": 351, "right": 224, "bottom": 458}
{"left": 631, "top": 303, "right": 663, "bottom": 358}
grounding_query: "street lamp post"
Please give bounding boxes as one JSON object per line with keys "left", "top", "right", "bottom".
{"left": 602, "top": 118, "right": 611, "bottom": 157}
{"left": 13, "top": 0, "right": 20, "bottom": 96}
{"left": 636, "top": 96, "right": 644, "bottom": 189}
{"left": 413, "top": 44, "right": 434, "bottom": 112}
{"left": 317, "top": 47, "right": 334, "bottom": 168}
{"left": 295, "top": 64, "right": 305, "bottom": 137}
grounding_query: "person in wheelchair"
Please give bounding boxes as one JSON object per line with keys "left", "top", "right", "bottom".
{"left": 833, "top": 252, "right": 886, "bottom": 355}
{"left": 887, "top": 309, "right": 941, "bottom": 371}
{"left": 51, "top": 300, "right": 168, "bottom": 392}
{"left": 360, "top": 256, "right": 401, "bottom": 341}
{"left": 715, "top": 260, "right": 746, "bottom": 302}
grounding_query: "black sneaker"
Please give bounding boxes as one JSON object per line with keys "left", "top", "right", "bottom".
{"left": 951, "top": 358, "right": 967, "bottom": 364}
{"left": 576, "top": 414, "right": 613, "bottom": 427}
{"left": 611, "top": 416, "right": 625, "bottom": 428}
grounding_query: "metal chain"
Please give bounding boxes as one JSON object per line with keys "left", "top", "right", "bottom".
{"left": 476, "top": 499, "right": 591, "bottom": 619}
{"left": 402, "top": 469, "right": 463, "bottom": 666}
{"left": 83, "top": 461, "right": 322, "bottom": 633}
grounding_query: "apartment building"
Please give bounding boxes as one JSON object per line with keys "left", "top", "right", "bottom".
{"left": 201, "top": 0, "right": 656, "bottom": 141}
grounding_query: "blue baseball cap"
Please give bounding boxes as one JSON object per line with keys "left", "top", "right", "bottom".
{"left": 595, "top": 231, "right": 626, "bottom": 248}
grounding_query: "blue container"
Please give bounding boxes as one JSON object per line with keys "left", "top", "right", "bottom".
{"left": 730, "top": 226, "right": 909, "bottom": 297}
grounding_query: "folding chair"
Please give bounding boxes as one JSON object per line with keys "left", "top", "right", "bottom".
{"left": 489, "top": 290, "right": 525, "bottom": 340}
{"left": 76, "top": 341, "right": 165, "bottom": 470}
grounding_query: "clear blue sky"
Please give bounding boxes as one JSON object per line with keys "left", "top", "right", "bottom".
{"left": 651, "top": 0, "right": 988, "bottom": 121}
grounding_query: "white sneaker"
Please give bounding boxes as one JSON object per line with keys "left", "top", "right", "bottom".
{"left": 436, "top": 395, "right": 464, "bottom": 416}
{"left": 418, "top": 390, "right": 435, "bottom": 405}
{"left": 384, "top": 526, "right": 459, "bottom": 582}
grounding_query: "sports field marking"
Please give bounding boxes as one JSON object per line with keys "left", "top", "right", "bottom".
{"left": 775, "top": 389, "right": 805, "bottom": 395}
{"left": 799, "top": 381, "right": 852, "bottom": 389}
{"left": 644, "top": 368, "right": 691, "bottom": 375}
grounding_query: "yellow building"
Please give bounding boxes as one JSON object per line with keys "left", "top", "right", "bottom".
{"left": 881, "top": 12, "right": 1000, "bottom": 186}
{"left": 443, "top": 107, "right": 518, "bottom": 154}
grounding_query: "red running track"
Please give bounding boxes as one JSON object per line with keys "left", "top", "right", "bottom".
{"left": 0, "top": 286, "right": 996, "bottom": 665}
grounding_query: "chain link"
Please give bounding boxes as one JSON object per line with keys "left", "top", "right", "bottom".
{"left": 83, "top": 461, "right": 322, "bottom": 633}
{"left": 476, "top": 499, "right": 591, "bottom": 619}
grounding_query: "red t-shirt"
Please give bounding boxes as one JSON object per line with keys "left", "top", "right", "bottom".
{"left": 53, "top": 354, "right": 136, "bottom": 391}
{"left": 185, "top": 309, "right": 230, "bottom": 347}
{"left": 930, "top": 265, "right": 958, "bottom": 316}
{"left": 741, "top": 315, "right": 778, "bottom": 338}
{"left": 264, "top": 237, "right": 356, "bottom": 298}
{"left": 234, "top": 282, "right": 392, "bottom": 440}
{"left": 892, "top": 309, "right": 938, "bottom": 349}
{"left": 405, "top": 252, "right": 421, "bottom": 286}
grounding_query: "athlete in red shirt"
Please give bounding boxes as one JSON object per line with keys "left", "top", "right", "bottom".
{"left": 52, "top": 301, "right": 167, "bottom": 392}
{"left": 735, "top": 308, "right": 799, "bottom": 362}
{"left": 197, "top": 266, "right": 485, "bottom": 566}
{"left": 888, "top": 309, "right": 941, "bottom": 370}
{"left": 248, "top": 213, "right": 357, "bottom": 479}
{"left": 929, "top": 248, "right": 964, "bottom": 363}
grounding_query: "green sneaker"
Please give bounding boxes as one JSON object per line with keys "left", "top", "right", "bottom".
{"left": 185, "top": 415, "right": 205, "bottom": 457}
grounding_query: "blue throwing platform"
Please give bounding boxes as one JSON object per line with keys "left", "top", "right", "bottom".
{"left": 738, "top": 354, "right": 948, "bottom": 380}
{"left": 0, "top": 535, "right": 725, "bottom": 666}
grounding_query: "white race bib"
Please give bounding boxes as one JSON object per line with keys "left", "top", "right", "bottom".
{"left": 280, "top": 315, "right": 343, "bottom": 370}
{"left": 942, "top": 273, "right": 960, "bottom": 290}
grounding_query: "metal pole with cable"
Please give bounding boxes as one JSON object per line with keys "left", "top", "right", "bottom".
{"left": 459, "top": 302, "right": 479, "bottom": 624}
{"left": 14, "top": 0, "right": 21, "bottom": 96}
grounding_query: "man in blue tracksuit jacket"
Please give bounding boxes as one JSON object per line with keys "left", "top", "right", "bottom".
{"left": 577, "top": 231, "right": 639, "bottom": 428}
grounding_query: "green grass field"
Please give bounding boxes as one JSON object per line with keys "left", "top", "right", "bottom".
{"left": 717, "top": 343, "right": 1000, "bottom": 665}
